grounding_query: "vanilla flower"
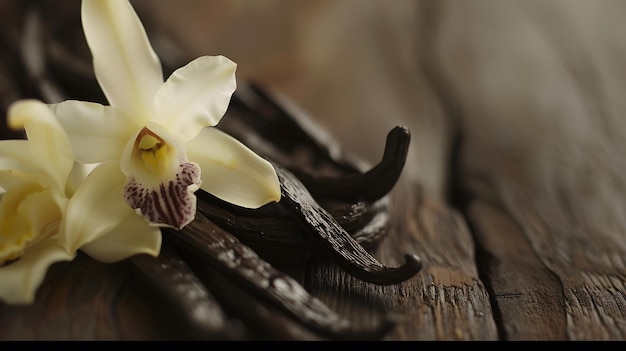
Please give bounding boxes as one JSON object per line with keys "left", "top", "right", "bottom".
{"left": 0, "top": 100, "right": 161, "bottom": 305}
{"left": 51, "top": 0, "right": 281, "bottom": 230}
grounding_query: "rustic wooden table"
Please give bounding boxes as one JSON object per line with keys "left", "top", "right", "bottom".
{"left": 1, "top": 0, "right": 625, "bottom": 341}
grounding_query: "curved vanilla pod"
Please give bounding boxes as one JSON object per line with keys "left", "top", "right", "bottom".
{"left": 276, "top": 165, "right": 422, "bottom": 285}
{"left": 168, "top": 211, "right": 396, "bottom": 340}
{"left": 287, "top": 126, "right": 410, "bottom": 203}
{"left": 234, "top": 84, "right": 410, "bottom": 203}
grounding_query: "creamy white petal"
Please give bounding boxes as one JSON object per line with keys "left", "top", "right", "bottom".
{"left": 65, "top": 162, "right": 98, "bottom": 197}
{"left": 185, "top": 127, "right": 281, "bottom": 208}
{"left": 60, "top": 161, "right": 133, "bottom": 252}
{"left": 80, "top": 211, "right": 161, "bottom": 263}
{"left": 154, "top": 56, "right": 237, "bottom": 141}
{"left": 0, "top": 237, "right": 74, "bottom": 305}
{"left": 120, "top": 123, "right": 201, "bottom": 229}
{"left": 81, "top": 0, "right": 163, "bottom": 118}
{"left": 8, "top": 100, "right": 73, "bottom": 195}
{"left": 17, "top": 188, "right": 64, "bottom": 251}
{"left": 0, "top": 140, "right": 38, "bottom": 174}
{"left": 50, "top": 101, "right": 132, "bottom": 164}
{"left": 0, "top": 182, "right": 41, "bottom": 264}
{"left": 0, "top": 196, "right": 66, "bottom": 273}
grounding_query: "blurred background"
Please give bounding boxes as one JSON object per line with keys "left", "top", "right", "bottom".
{"left": 130, "top": 0, "right": 626, "bottom": 207}
{"left": 3, "top": 0, "right": 626, "bottom": 210}
{"left": 132, "top": 0, "right": 451, "bottom": 198}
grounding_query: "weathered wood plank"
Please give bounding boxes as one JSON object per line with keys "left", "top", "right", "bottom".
{"left": 434, "top": 0, "right": 626, "bottom": 340}
{"left": 0, "top": 253, "right": 182, "bottom": 340}
{"left": 306, "top": 181, "right": 497, "bottom": 340}
{"left": 466, "top": 200, "right": 567, "bottom": 340}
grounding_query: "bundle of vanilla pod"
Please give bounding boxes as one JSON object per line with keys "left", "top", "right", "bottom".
{"left": 0, "top": 1, "right": 420, "bottom": 340}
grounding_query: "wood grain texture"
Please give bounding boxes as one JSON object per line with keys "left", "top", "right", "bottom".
{"left": 305, "top": 181, "right": 497, "bottom": 340}
{"left": 435, "top": 1, "right": 626, "bottom": 340}
{"left": 433, "top": 0, "right": 626, "bottom": 341}
{"left": 466, "top": 200, "right": 567, "bottom": 340}
{"left": 0, "top": 253, "right": 182, "bottom": 340}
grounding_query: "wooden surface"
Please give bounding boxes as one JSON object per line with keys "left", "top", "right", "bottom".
{"left": 1, "top": 0, "right": 626, "bottom": 340}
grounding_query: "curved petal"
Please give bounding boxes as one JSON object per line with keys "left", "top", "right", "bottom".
{"left": 0, "top": 237, "right": 74, "bottom": 305}
{"left": 0, "top": 140, "right": 38, "bottom": 174}
{"left": 60, "top": 161, "right": 133, "bottom": 252}
{"left": 154, "top": 56, "right": 237, "bottom": 141}
{"left": 8, "top": 100, "right": 73, "bottom": 195}
{"left": 120, "top": 123, "right": 201, "bottom": 230}
{"left": 80, "top": 211, "right": 161, "bottom": 263}
{"left": 185, "top": 127, "right": 281, "bottom": 208}
{"left": 65, "top": 162, "right": 98, "bottom": 197}
{"left": 50, "top": 101, "right": 132, "bottom": 164}
{"left": 81, "top": 0, "right": 163, "bottom": 118}
{"left": 0, "top": 182, "right": 42, "bottom": 264}
{"left": 0, "top": 185, "right": 66, "bottom": 273}
{"left": 16, "top": 188, "right": 64, "bottom": 253}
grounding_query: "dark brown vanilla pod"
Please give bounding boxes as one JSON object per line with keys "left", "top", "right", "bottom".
{"left": 167, "top": 211, "right": 396, "bottom": 340}
{"left": 196, "top": 191, "right": 386, "bottom": 248}
{"left": 348, "top": 197, "right": 391, "bottom": 247}
{"left": 184, "top": 249, "right": 395, "bottom": 341}
{"left": 276, "top": 165, "right": 422, "bottom": 285}
{"left": 126, "top": 246, "right": 244, "bottom": 340}
{"left": 197, "top": 120, "right": 409, "bottom": 249}
{"left": 196, "top": 196, "right": 305, "bottom": 247}
{"left": 287, "top": 126, "right": 411, "bottom": 203}
{"left": 318, "top": 199, "right": 381, "bottom": 237}
{"left": 187, "top": 265, "right": 325, "bottom": 340}
{"left": 222, "top": 85, "right": 410, "bottom": 203}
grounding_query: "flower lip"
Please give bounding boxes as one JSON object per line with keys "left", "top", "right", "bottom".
{"left": 124, "top": 161, "right": 201, "bottom": 230}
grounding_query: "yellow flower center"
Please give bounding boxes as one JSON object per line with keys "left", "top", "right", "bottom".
{"left": 0, "top": 181, "right": 61, "bottom": 265}
{"left": 136, "top": 128, "right": 171, "bottom": 174}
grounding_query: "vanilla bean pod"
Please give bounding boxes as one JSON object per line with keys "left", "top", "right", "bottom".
{"left": 276, "top": 165, "right": 422, "bottom": 285}
{"left": 126, "top": 245, "right": 244, "bottom": 340}
{"left": 348, "top": 197, "right": 390, "bottom": 247}
{"left": 222, "top": 88, "right": 411, "bottom": 202}
{"left": 185, "top": 252, "right": 394, "bottom": 341}
{"left": 288, "top": 126, "right": 410, "bottom": 203}
{"left": 186, "top": 265, "right": 324, "bottom": 340}
{"left": 167, "top": 211, "right": 395, "bottom": 340}
{"left": 196, "top": 192, "right": 385, "bottom": 247}
{"left": 196, "top": 196, "right": 304, "bottom": 247}
{"left": 196, "top": 123, "right": 410, "bottom": 246}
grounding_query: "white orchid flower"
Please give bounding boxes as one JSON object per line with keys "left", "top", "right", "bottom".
{"left": 51, "top": 0, "right": 281, "bottom": 230}
{"left": 0, "top": 100, "right": 161, "bottom": 305}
